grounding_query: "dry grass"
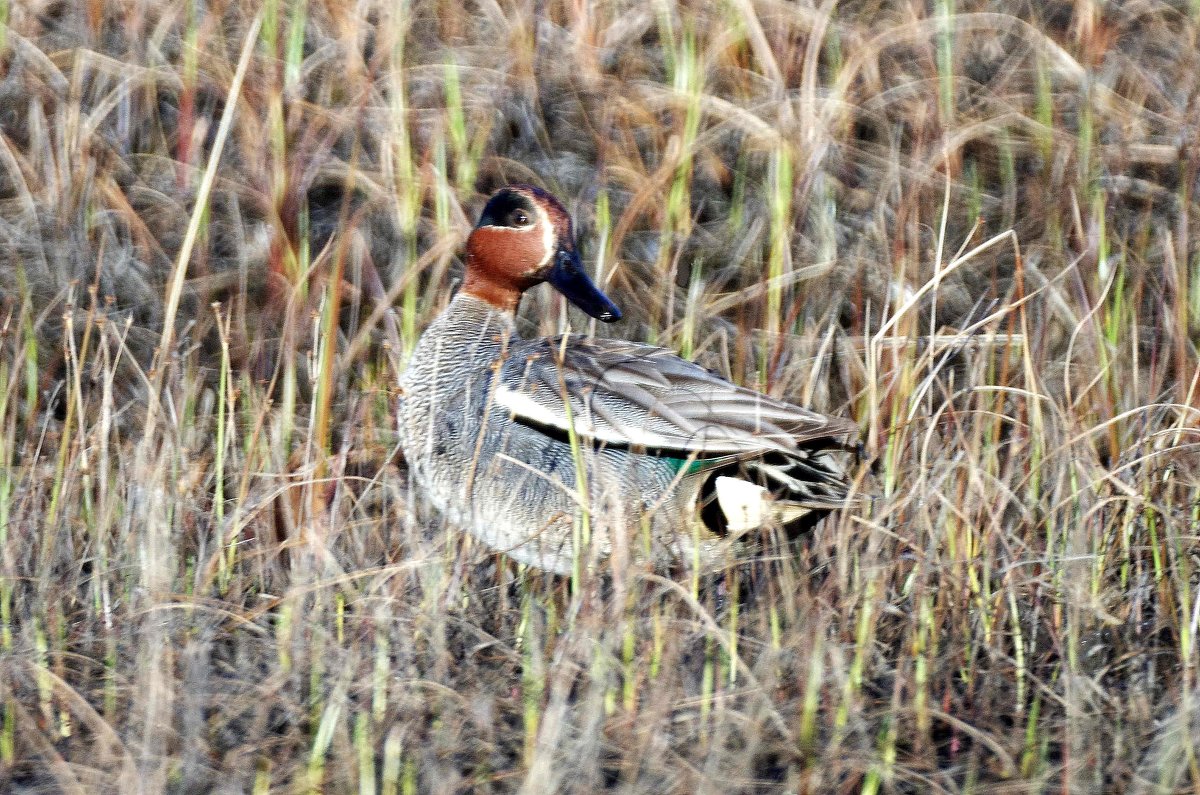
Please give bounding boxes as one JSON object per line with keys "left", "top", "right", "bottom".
{"left": 1, "top": 0, "right": 1198, "bottom": 792}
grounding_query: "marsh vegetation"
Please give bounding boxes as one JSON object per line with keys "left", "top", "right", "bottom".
{"left": 0, "top": 1, "right": 1198, "bottom": 791}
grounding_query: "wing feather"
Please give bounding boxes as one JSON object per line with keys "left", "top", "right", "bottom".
{"left": 494, "top": 335, "right": 855, "bottom": 455}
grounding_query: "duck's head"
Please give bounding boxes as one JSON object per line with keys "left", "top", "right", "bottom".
{"left": 463, "top": 185, "right": 621, "bottom": 322}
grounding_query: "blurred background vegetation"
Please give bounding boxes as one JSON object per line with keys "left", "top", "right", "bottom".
{"left": 0, "top": 0, "right": 1198, "bottom": 792}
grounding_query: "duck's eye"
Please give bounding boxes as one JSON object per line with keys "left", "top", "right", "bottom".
{"left": 507, "top": 209, "right": 531, "bottom": 227}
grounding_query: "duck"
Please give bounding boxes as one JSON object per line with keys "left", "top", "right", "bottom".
{"left": 396, "top": 184, "right": 858, "bottom": 575}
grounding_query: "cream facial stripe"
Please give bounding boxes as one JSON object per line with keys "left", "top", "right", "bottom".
{"left": 535, "top": 201, "right": 555, "bottom": 270}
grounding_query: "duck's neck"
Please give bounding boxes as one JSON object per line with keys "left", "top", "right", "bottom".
{"left": 430, "top": 292, "right": 519, "bottom": 352}
{"left": 461, "top": 258, "right": 524, "bottom": 314}
{"left": 446, "top": 290, "right": 518, "bottom": 327}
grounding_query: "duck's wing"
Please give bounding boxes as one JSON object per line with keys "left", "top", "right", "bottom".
{"left": 495, "top": 335, "right": 858, "bottom": 456}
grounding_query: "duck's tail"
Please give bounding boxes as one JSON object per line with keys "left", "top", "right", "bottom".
{"left": 696, "top": 446, "right": 854, "bottom": 537}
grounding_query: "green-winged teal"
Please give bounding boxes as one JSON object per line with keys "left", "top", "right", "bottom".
{"left": 397, "top": 185, "right": 857, "bottom": 574}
